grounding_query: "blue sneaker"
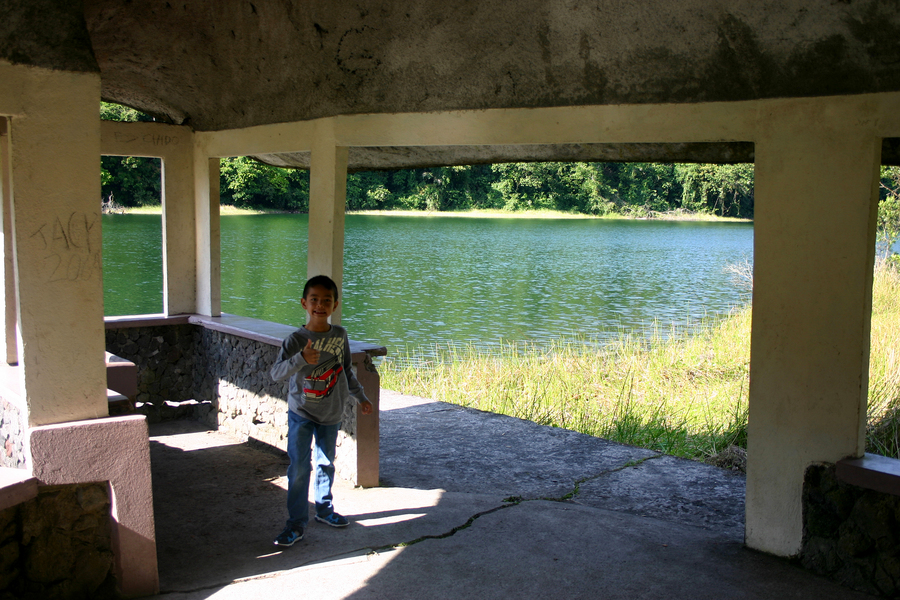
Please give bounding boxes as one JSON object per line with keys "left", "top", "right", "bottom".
{"left": 274, "top": 526, "right": 304, "bottom": 546}
{"left": 315, "top": 512, "right": 349, "bottom": 528}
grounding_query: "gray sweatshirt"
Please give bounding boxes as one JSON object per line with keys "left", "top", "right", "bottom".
{"left": 270, "top": 324, "right": 368, "bottom": 425}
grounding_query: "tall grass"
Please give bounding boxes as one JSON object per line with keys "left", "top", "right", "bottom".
{"left": 380, "top": 261, "right": 900, "bottom": 464}
{"left": 382, "top": 310, "right": 751, "bottom": 462}
{"left": 867, "top": 259, "right": 900, "bottom": 457}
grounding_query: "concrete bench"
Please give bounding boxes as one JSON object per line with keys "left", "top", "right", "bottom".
{"left": 105, "top": 352, "right": 137, "bottom": 415}
{"left": 836, "top": 453, "right": 900, "bottom": 496}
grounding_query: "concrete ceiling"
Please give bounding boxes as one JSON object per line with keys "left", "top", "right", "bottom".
{"left": 5, "top": 0, "right": 900, "bottom": 168}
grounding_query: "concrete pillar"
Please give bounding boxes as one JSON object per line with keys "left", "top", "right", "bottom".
{"left": 160, "top": 129, "right": 197, "bottom": 315}
{"left": 2, "top": 64, "right": 107, "bottom": 426}
{"left": 746, "top": 107, "right": 880, "bottom": 556}
{"left": 353, "top": 352, "right": 380, "bottom": 487}
{"left": 0, "top": 117, "right": 17, "bottom": 365}
{"left": 195, "top": 155, "right": 221, "bottom": 316}
{"left": 3, "top": 67, "right": 160, "bottom": 597}
{"left": 308, "top": 128, "right": 349, "bottom": 324}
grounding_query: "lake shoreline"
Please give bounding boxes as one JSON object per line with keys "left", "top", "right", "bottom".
{"left": 110, "top": 205, "right": 752, "bottom": 222}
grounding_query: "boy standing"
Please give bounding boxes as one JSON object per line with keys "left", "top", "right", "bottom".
{"left": 270, "top": 275, "right": 373, "bottom": 547}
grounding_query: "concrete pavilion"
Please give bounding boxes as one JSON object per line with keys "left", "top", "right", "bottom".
{"left": 2, "top": 0, "right": 900, "bottom": 596}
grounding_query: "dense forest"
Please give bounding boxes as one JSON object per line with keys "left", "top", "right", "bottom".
{"left": 99, "top": 102, "right": 900, "bottom": 238}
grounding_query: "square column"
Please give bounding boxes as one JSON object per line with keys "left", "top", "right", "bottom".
{"left": 162, "top": 140, "right": 199, "bottom": 315}
{"left": 3, "top": 65, "right": 107, "bottom": 426}
{"left": 0, "top": 118, "right": 17, "bottom": 365}
{"left": 308, "top": 130, "right": 349, "bottom": 324}
{"left": 3, "top": 63, "right": 160, "bottom": 597}
{"left": 195, "top": 155, "right": 221, "bottom": 317}
{"left": 747, "top": 110, "right": 880, "bottom": 556}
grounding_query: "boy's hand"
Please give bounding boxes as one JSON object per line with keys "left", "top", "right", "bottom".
{"left": 300, "top": 338, "right": 320, "bottom": 364}
{"left": 360, "top": 400, "right": 374, "bottom": 415}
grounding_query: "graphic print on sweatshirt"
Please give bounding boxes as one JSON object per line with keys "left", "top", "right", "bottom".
{"left": 302, "top": 337, "right": 345, "bottom": 402}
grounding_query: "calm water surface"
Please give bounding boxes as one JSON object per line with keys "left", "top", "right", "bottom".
{"left": 102, "top": 214, "right": 753, "bottom": 355}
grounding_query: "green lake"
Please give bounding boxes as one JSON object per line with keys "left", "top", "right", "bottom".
{"left": 102, "top": 214, "right": 754, "bottom": 356}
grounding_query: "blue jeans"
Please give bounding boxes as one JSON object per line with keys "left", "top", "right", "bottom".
{"left": 286, "top": 410, "right": 340, "bottom": 530}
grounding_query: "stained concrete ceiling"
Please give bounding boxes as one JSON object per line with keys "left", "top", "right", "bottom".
{"left": 5, "top": 0, "right": 900, "bottom": 168}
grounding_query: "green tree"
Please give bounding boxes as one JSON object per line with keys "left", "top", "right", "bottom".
{"left": 675, "top": 163, "right": 754, "bottom": 217}
{"left": 100, "top": 102, "right": 161, "bottom": 207}
{"left": 490, "top": 162, "right": 580, "bottom": 211}
{"left": 219, "top": 157, "right": 309, "bottom": 211}
{"left": 615, "top": 163, "right": 680, "bottom": 215}
{"left": 879, "top": 166, "right": 900, "bottom": 264}
{"left": 100, "top": 155, "right": 161, "bottom": 207}
{"left": 564, "top": 163, "right": 617, "bottom": 215}
{"left": 347, "top": 171, "right": 393, "bottom": 210}
{"left": 368, "top": 166, "right": 490, "bottom": 211}
{"left": 100, "top": 102, "right": 150, "bottom": 123}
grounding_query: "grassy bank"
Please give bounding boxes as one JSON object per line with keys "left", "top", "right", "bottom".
{"left": 348, "top": 208, "right": 750, "bottom": 221}
{"left": 111, "top": 205, "right": 274, "bottom": 216}
{"left": 868, "top": 261, "right": 900, "bottom": 457}
{"left": 114, "top": 205, "right": 750, "bottom": 222}
{"left": 381, "top": 261, "right": 900, "bottom": 465}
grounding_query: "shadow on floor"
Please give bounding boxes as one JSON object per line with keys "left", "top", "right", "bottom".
{"left": 146, "top": 392, "right": 874, "bottom": 600}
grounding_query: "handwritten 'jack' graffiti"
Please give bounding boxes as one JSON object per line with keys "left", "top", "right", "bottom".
{"left": 30, "top": 212, "right": 102, "bottom": 283}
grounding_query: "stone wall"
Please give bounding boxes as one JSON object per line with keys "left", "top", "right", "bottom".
{"left": 0, "top": 396, "right": 26, "bottom": 469}
{"left": 801, "top": 463, "right": 900, "bottom": 597}
{"left": 106, "top": 322, "right": 373, "bottom": 483}
{"left": 193, "top": 328, "right": 288, "bottom": 448}
{"left": 0, "top": 483, "right": 116, "bottom": 600}
{"left": 190, "top": 328, "right": 362, "bottom": 478}
{"left": 105, "top": 325, "right": 198, "bottom": 421}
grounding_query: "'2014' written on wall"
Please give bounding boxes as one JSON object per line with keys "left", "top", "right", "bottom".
{"left": 30, "top": 212, "right": 101, "bottom": 283}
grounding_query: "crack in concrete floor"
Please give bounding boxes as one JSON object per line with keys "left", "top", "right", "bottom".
{"left": 366, "top": 454, "right": 667, "bottom": 555}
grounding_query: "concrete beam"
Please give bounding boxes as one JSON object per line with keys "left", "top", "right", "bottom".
{"left": 254, "top": 138, "right": 900, "bottom": 172}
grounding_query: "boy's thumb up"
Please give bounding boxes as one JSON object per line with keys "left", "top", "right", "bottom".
{"left": 301, "top": 338, "right": 320, "bottom": 363}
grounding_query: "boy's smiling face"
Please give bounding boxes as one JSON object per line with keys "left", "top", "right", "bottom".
{"left": 301, "top": 284, "right": 338, "bottom": 331}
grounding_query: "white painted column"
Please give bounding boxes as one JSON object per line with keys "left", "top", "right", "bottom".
{"left": 159, "top": 128, "right": 197, "bottom": 315}
{"left": 3, "top": 65, "right": 107, "bottom": 426}
{"left": 308, "top": 128, "right": 349, "bottom": 324}
{"left": 0, "top": 117, "right": 17, "bottom": 365}
{"left": 194, "top": 155, "right": 221, "bottom": 316}
{"left": 746, "top": 107, "right": 880, "bottom": 556}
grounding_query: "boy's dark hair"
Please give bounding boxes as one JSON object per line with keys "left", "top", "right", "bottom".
{"left": 303, "top": 275, "right": 339, "bottom": 302}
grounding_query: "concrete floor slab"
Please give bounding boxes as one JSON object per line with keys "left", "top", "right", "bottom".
{"left": 143, "top": 391, "right": 876, "bottom": 599}
{"left": 379, "top": 391, "right": 658, "bottom": 500}
{"left": 576, "top": 453, "right": 746, "bottom": 534}
{"left": 149, "top": 419, "right": 505, "bottom": 592}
